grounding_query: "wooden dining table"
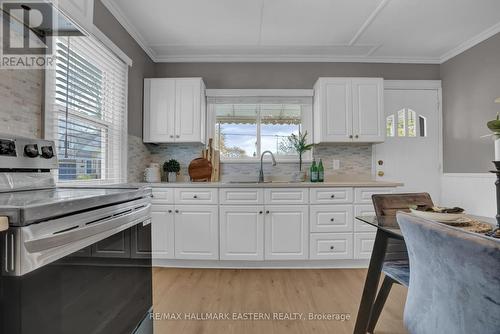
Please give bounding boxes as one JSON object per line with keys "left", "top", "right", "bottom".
{"left": 352, "top": 214, "right": 495, "bottom": 334}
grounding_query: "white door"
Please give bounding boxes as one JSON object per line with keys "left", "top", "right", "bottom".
{"left": 318, "top": 78, "right": 352, "bottom": 142}
{"left": 151, "top": 205, "right": 175, "bottom": 260}
{"left": 264, "top": 205, "right": 308, "bottom": 260}
{"left": 352, "top": 78, "right": 384, "bottom": 142}
{"left": 220, "top": 206, "right": 264, "bottom": 260}
{"left": 374, "top": 89, "right": 441, "bottom": 200}
{"left": 144, "top": 79, "right": 175, "bottom": 142}
{"left": 175, "top": 79, "right": 201, "bottom": 142}
{"left": 174, "top": 205, "right": 218, "bottom": 260}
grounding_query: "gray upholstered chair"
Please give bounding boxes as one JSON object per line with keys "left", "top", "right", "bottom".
{"left": 368, "top": 193, "right": 434, "bottom": 333}
{"left": 397, "top": 212, "right": 500, "bottom": 334}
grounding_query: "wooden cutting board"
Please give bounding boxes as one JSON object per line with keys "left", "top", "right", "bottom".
{"left": 188, "top": 158, "right": 212, "bottom": 182}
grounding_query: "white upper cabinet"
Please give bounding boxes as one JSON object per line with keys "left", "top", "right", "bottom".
{"left": 313, "top": 78, "right": 384, "bottom": 143}
{"left": 55, "top": 0, "right": 94, "bottom": 33}
{"left": 143, "top": 78, "right": 206, "bottom": 144}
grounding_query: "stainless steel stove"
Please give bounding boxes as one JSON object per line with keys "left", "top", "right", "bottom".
{"left": 0, "top": 134, "right": 153, "bottom": 334}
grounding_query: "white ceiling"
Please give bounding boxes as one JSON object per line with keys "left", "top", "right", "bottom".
{"left": 101, "top": 0, "right": 500, "bottom": 63}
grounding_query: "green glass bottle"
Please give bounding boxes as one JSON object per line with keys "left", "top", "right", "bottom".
{"left": 318, "top": 159, "right": 324, "bottom": 182}
{"left": 310, "top": 158, "right": 318, "bottom": 183}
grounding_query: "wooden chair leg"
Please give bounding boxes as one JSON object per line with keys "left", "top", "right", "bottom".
{"left": 367, "top": 276, "right": 395, "bottom": 333}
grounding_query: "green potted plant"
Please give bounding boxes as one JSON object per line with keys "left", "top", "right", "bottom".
{"left": 163, "top": 159, "right": 180, "bottom": 183}
{"left": 285, "top": 131, "right": 313, "bottom": 181}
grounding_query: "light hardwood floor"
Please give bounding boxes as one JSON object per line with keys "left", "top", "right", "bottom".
{"left": 153, "top": 268, "right": 408, "bottom": 334}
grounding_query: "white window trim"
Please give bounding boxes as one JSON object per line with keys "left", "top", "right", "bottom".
{"left": 207, "top": 91, "right": 314, "bottom": 163}
{"left": 43, "top": 24, "right": 130, "bottom": 185}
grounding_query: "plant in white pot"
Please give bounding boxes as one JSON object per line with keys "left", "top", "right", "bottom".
{"left": 163, "top": 159, "right": 180, "bottom": 183}
{"left": 283, "top": 131, "right": 313, "bottom": 181}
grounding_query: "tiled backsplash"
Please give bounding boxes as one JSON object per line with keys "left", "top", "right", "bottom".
{"left": 0, "top": 69, "right": 43, "bottom": 138}
{"left": 127, "top": 138, "right": 373, "bottom": 182}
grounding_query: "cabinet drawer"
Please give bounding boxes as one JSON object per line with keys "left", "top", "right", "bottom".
{"left": 309, "top": 233, "right": 353, "bottom": 260}
{"left": 354, "top": 205, "right": 377, "bottom": 232}
{"left": 310, "top": 188, "right": 353, "bottom": 204}
{"left": 310, "top": 205, "right": 353, "bottom": 232}
{"left": 220, "top": 188, "right": 263, "bottom": 205}
{"left": 151, "top": 188, "right": 174, "bottom": 204}
{"left": 354, "top": 233, "right": 376, "bottom": 259}
{"left": 174, "top": 188, "right": 218, "bottom": 204}
{"left": 354, "top": 187, "right": 394, "bottom": 204}
{"left": 264, "top": 188, "right": 309, "bottom": 204}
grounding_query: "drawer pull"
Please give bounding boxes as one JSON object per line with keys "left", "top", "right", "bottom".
{"left": 330, "top": 246, "right": 335, "bottom": 250}
{"left": 330, "top": 218, "right": 335, "bottom": 222}
{"left": 193, "top": 195, "right": 198, "bottom": 199}
{"left": 266, "top": 210, "right": 270, "bottom": 214}
{"left": 330, "top": 194, "right": 335, "bottom": 199}
{"left": 175, "top": 209, "right": 179, "bottom": 213}
{"left": 168, "top": 210, "right": 172, "bottom": 213}
{"left": 259, "top": 211, "right": 263, "bottom": 214}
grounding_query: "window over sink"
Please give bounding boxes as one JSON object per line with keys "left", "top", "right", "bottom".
{"left": 208, "top": 94, "right": 313, "bottom": 162}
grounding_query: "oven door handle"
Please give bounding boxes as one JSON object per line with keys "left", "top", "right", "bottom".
{"left": 24, "top": 203, "right": 151, "bottom": 254}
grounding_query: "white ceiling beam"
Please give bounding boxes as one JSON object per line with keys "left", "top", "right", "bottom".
{"left": 348, "top": 0, "right": 391, "bottom": 46}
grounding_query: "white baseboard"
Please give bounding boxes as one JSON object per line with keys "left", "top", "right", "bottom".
{"left": 153, "top": 259, "right": 370, "bottom": 269}
{"left": 441, "top": 173, "right": 495, "bottom": 217}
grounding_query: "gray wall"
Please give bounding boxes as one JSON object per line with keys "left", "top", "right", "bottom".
{"left": 93, "top": 0, "right": 155, "bottom": 137}
{"left": 441, "top": 32, "right": 500, "bottom": 173}
{"left": 154, "top": 62, "right": 440, "bottom": 88}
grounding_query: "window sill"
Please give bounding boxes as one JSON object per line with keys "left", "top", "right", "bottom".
{"left": 221, "top": 159, "right": 313, "bottom": 164}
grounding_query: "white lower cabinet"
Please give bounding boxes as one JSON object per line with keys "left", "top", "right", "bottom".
{"left": 174, "top": 205, "right": 219, "bottom": 260}
{"left": 151, "top": 205, "right": 175, "bottom": 259}
{"left": 310, "top": 233, "right": 353, "bottom": 259}
{"left": 220, "top": 206, "right": 264, "bottom": 260}
{"left": 265, "top": 205, "right": 309, "bottom": 260}
{"left": 354, "top": 233, "right": 376, "bottom": 259}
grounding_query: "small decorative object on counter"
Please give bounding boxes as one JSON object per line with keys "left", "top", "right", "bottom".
{"left": 163, "top": 159, "right": 180, "bottom": 183}
{"left": 283, "top": 131, "right": 313, "bottom": 181}
{"left": 318, "top": 159, "right": 324, "bottom": 182}
{"left": 310, "top": 158, "right": 318, "bottom": 182}
{"left": 188, "top": 157, "right": 212, "bottom": 182}
{"left": 144, "top": 163, "right": 161, "bottom": 182}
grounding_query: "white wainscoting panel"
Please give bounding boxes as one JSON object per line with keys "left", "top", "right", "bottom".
{"left": 441, "top": 173, "right": 495, "bottom": 217}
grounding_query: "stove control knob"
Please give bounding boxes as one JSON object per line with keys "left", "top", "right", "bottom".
{"left": 41, "top": 146, "right": 54, "bottom": 159}
{"left": 24, "top": 144, "right": 39, "bottom": 158}
{"left": 0, "top": 140, "right": 16, "bottom": 156}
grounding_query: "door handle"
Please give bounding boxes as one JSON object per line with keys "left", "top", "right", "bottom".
{"left": 378, "top": 171, "right": 385, "bottom": 177}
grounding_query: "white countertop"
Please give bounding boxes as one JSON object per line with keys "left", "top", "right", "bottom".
{"left": 133, "top": 178, "right": 403, "bottom": 188}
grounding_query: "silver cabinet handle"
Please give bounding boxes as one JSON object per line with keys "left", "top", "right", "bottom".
{"left": 330, "top": 218, "right": 335, "bottom": 222}
{"left": 168, "top": 209, "right": 172, "bottom": 213}
{"left": 176, "top": 135, "right": 180, "bottom": 138}
{"left": 266, "top": 210, "right": 270, "bottom": 214}
{"left": 355, "top": 135, "right": 359, "bottom": 139}
{"left": 193, "top": 195, "right": 198, "bottom": 199}
{"left": 349, "top": 135, "right": 353, "bottom": 139}
{"left": 259, "top": 211, "right": 263, "bottom": 214}
{"left": 175, "top": 209, "right": 179, "bottom": 213}
{"left": 330, "top": 246, "right": 335, "bottom": 250}
{"left": 330, "top": 194, "right": 335, "bottom": 199}
{"left": 169, "top": 135, "right": 174, "bottom": 138}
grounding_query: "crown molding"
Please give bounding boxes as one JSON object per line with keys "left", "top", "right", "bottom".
{"left": 440, "top": 21, "right": 500, "bottom": 63}
{"left": 100, "top": 0, "right": 156, "bottom": 61}
{"left": 153, "top": 55, "right": 441, "bottom": 63}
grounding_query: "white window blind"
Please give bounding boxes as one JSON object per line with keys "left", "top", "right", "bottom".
{"left": 45, "top": 35, "right": 128, "bottom": 184}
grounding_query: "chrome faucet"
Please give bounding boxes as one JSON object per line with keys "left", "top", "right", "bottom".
{"left": 259, "top": 150, "right": 277, "bottom": 183}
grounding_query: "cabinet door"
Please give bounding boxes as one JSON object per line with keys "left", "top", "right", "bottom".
{"left": 315, "top": 78, "right": 352, "bottom": 142}
{"left": 264, "top": 205, "right": 308, "bottom": 260}
{"left": 220, "top": 206, "right": 264, "bottom": 260}
{"left": 174, "top": 205, "right": 219, "bottom": 260}
{"left": 352, "top": 78, "right": 384, "bottom": 142}
{"left": 174, "top": 79, "right": 202, "bottom": 142}
{"left": 131, "top": 221, "right": 152, "bottom": 259}
{"left": 151, "top": 205, "right": 175, "bottom": 260}
{"left": 92, "top": 230, "right": 131, "bottom": 258}
{"left": 143, "top": 79, "right": 175, "bottom": 142}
